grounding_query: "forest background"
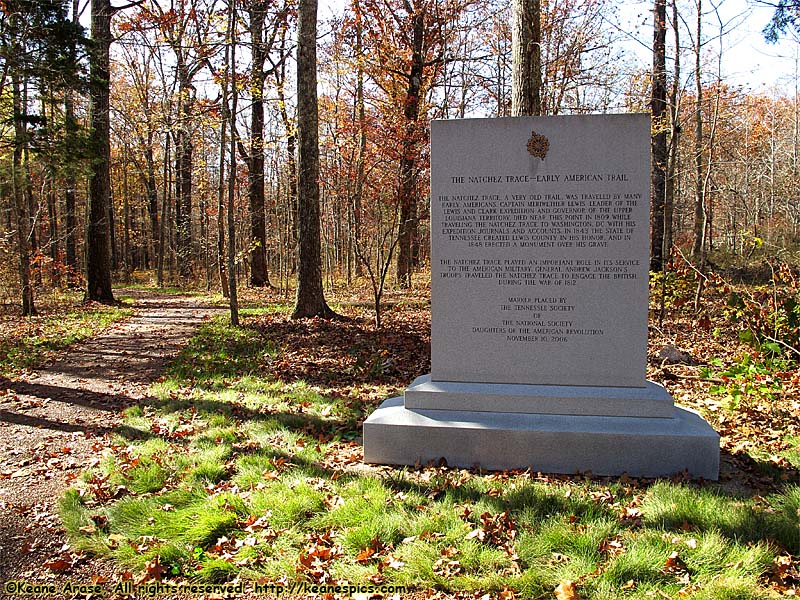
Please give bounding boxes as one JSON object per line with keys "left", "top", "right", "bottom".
{"left": 2, "top": 0, "right": 800, "bottom": 317}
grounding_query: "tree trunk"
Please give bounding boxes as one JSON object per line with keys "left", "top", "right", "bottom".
{"left": 274, "top": 39, "right": 298, "bottom": 270}
{"left": 21, "top": 85, "right": 37, "bottom": 278}
{"left": 86, "top": 0, "right": 115, "bottom": 304}
{"left": 227, "top": 0, "right": 240, "bottom": 326}
{"left": 64, "top": 91, "right": 77, "bottom": 277}
{"left": 691, "top": 0, "right": 708, "bottom": 312}
{"left": 396, "top": 8, "right": 425, "bottom": 288}
{"left": 177, "top": 136, "right": 194, "bottom": 277}
{"left": 292, "top": 0, "right": 334, "bottom": 319}
{"left": 123, "top": 161, "right": 131, "bottom": 278}
{"left": 109, "top": 183, "right": 118, "bottom": 271}
{"left": 64, "top": 0, "right": 79, "bottom": 283}
{"left": 287, "top": 130, "right": 298, "bottom": 258}
{"left": 157, "top": 130, "right": 170, "bottom": 287}
{"left": 44, "top": 91, "right": 59, "bottom": 285}
{"left": 174, "top": 59, "right": 194, "bottom": 280}
{"left": 650, "top": 0, "right": 668, "bottom": 271}
{"left": 692, "top": 0, "right": 705, "bottom": 262}
{"left": 249, "top": 2, "right": 270, "bottom": 287}
{"left": 145, "top": 132, "right": 159, "bottom": 272}
{"left": 665, "top": 0, "right": 680, "bottom": 260}
{"left": 218, "top": 15, "right": 230, "bottom": 299}
{"left": 353, "top": 0, "right": 365, "bottom": 278}
{"left": 12, "top": 71, "right": 36, "bottom": 316}
{"left": 46, "top": 167, "right": 59, "bottom": 286}
{"left": 511, "top": 0, "right": 541, "bottom": 116}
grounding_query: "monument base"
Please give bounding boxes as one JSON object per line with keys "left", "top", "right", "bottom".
{"left": 363, "top": 396, "right": 720, "bottom": 479}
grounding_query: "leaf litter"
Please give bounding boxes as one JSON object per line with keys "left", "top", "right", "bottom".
{"left": 5, "top": 284, "right": 800, "bottom": 597}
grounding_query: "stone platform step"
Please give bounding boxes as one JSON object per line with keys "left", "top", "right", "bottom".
{"left": 363, "top": 397, "right": 719, "bottom": 479}
{"left": 404, "top": 374, "right": 675, "bottom": 418}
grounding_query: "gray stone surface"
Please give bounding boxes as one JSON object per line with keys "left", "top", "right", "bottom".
{"left": 362, "top": 114, "right": 720, "bottom": 480}
{"left": 363, "top": 397, "right": 720, "bottom": 479}
{"left": 431, "top": 115, "right": 650, "bottom": 387}
{"left": 404, "top": 374, "right": 674, "bottom": 417}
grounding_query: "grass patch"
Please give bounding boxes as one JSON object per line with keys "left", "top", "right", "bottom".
{"left": 0, "top": 301, "right": 132, "bottom": 375}
{"left": 61, "top": 299, "right": 800, "bottom": 597}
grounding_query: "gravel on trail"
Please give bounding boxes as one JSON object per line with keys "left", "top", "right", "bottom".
{"left": 0, "top": 292, "right": 223, "bottom": 599}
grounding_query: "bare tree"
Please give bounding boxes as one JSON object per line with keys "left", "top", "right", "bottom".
{"left": 64, "top": 0, "right": 81, "bottom": 282}
{"left": 86, "top": 0, "right": 117, "bottom": 303}
{"left": 227, "top": 0, "right": 240, "bottom": 325}
{"left": 511, "top": 0, "right": 541, "bottom": 115}
{"left": 292, "top": 0, "right": 336, "bottom": 318}
{"left": 651, "top": 0, "right": 668, "bottom": 271}
{"left": 394, "top": 1, "right": 426, "bottom": 288}
{"left": 246, "top": 0, "right": 291, "bottom": 287}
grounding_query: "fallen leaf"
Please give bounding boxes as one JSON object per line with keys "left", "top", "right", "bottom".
{"left": 140, "top": 556, "right": 166, "bottom": 582}
{"left": 355, "top": 547, "right": 375, "bottom": 564}
{"left": 554, "top": 580, "right": 580, "bottom": 600}
{"left": 368, "top": 572, "right": 385, "bottom": 585}
{"left": 382, "top": 555, "right": 405, "bottom": 569}
{"left": 432, "top": 557, "right": 462, "bottom": 577}
{"left": 43, "top": 558, "right": 72, "bottom": 573}
{"left": 499, "top": 587, "right": 515, "bottom": 600}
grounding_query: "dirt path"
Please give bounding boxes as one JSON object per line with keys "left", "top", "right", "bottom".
{"left": 0, "top": 291, "right": 224, "bottom": 596}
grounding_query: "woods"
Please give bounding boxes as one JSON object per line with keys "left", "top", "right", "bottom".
{"left": 3, "top": 1, "right": 800, "bottom": 595}
{"left": 0, "top": 0, "right": 799, "bottom": 318}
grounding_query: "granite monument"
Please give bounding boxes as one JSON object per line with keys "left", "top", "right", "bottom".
{"left": 363, "top": 114, "right": 720, "bottom": 479}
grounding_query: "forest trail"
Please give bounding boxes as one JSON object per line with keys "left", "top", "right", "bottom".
{"left": 0, "top": 291, "right": 224, "bottom": 590}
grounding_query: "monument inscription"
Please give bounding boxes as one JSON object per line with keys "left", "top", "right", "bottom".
{"left": 431, "top": 115, "right": 649, "bottom": 387}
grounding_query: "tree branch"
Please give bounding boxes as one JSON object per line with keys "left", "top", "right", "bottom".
{"left": 111, "top": 0, "right": 145, "bottom": 14}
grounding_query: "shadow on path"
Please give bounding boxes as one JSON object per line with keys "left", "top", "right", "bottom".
{"left": 0, "top": 289, "right": 224, "bottom": 588}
